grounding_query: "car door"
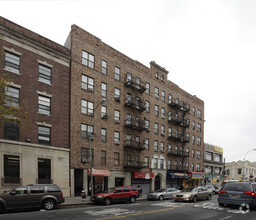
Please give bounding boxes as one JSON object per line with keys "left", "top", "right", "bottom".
{"left": 5, "top": 186, "right": 29, "bottom": 209}
{"left": 29, "top": 186, "right": 45, "bottom": 207}
{"left": 165, "top": 189, "right": 172, "bottom": 199}
{"left": 112, "top": 187, "right": 123, "bottom": 202}
{"left": 197, "top": 187, "right": 205, "bottom": 200}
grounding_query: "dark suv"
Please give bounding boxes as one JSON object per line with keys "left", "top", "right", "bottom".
{"left": 0, "top": 184, "right": 65, "bottom": 213}
{"left": 91, "top": 186, "right": 138, "bottom": 205}
{"left": 218, "top": 182, "right": 256, "bottom": 207}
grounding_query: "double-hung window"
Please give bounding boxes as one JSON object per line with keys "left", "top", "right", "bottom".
{"left": 114, "top": 131, "right": 120, "bottom": 144}
{"left": 101, "top": 150, "right": 106, "bottom": 165}
{"left": 82, "top": 75, "right": 94, "bottom": 92}
{"left": 5, "top": 51, "right": 20, "bottom": 74}
{"left": 102, "top": 60, "right": 107, "bottom": 74}
{"left": 101, "top": 128, "right": 107, "bottom": 142}
{"left": 81, "top": 100, "right": 94, "bottom": 116}
{"left": 101, "top": 83, "right": 107, "bottom": 97}
{"left": 115, "top": 88, "right": 120, "bottom": 101}
{"left": 38, "top": 95, "right": 51, "bottom": 115}
{"left": 115, "top": 67, "right": 120, "bottom": 81}
{"left": 38, "top": 125, "right": 51, "bottom": 145}
{"left": 5, "top": 86, "right": 19, "bottom": 107}
{"left": 81, "top": 123, "right": 93, "bottom": 139}
{"left": 82, "top": 50, "right": 94, "bottom": 69}
{"left": 114, "top": 152, "right": 120, "bottom": 166}
{"left": 39, "top": 64, "right": 51, "bottom": 84}
{"left": 114, "top": 110, "right": 120, "bottom": 123}
{"left": 4, "top": 121, "right": 19, "bottom": 141}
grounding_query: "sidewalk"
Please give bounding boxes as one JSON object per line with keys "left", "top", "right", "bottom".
{"left": 61, "top": 194, "right": 148, "bottom": 207}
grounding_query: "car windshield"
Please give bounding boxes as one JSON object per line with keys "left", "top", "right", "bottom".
{"left": 182, "top": 188, "right": 196, "bottom": 192}
{"left": 155, "top": 189, "right": 166, "bottom": 192}
{"left": 104, "top": 187, "right": 115, "bottom": 193}
{"left": 222, "top": 183, "right": 252, "bottom": 192}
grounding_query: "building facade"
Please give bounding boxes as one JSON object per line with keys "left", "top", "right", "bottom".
{"left": 65, "top": 25, "right": 205, "bottom": 196}
{"left": 225, "top": 161, "right": 256, "bottom": 181}
{"left": 0, "top": 17, "right": 71, "bottom": 196}
{"left": 204, "top": 143, "right": 224, "bottom": 186}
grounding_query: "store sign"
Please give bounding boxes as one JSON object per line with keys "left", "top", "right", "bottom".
{"left": 132, "top": 172, "right": 154, "bottom": 179}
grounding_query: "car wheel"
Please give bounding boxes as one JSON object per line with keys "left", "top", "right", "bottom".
{"left": 207, "top": 194, "right": 211, "bottom": 200}
{"left": 192, "top": 196, "right": 198, "bottom": 203}
{"left": 159, "top": 195, "right": 164, "bottom": 201}
{"left": 130, "top": 196, "right": 136, "bottom": 203}
{"left": 219, "top": 203, "right": 224, "bottom": 207}
{"left": 104, "top": 197, "right": 111, "bottom": 205}
{"left": 43, "top": 199, "right": 56, "bottom": 210}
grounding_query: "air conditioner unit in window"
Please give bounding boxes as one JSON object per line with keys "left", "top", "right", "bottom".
{"left": 88, "top": 112, "right": 94, "bottom": 116}
{"left": 115, "top": 96, "right": 120, "bottom": 102}
{"left": 101, "top": 114, "right": 108, "bottom": 119}
{"left": 81, "top": 158, "right": 88, "bottom": 163}
{"left": 88, "top": 88, "right": 93, "bottom": 92}
{"left": 115, "top": 141, "right": 120, "bottom": 145}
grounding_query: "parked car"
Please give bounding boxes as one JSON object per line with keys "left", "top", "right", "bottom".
{"left": 214, "top": 186, "right": 222, "bottom": 195}
{"left": 147, "top": 188, "right": 180, "bottom": 201}
{"left": 205, "top": 185, "right": 215, "bottom": 194}
{"left": 173, "top": 186, "right": 212, "bottom": 202}
{"left": 91, "top": 186, "right": 138, "bottom": 205}
{"left": 0, "top": 184, "right": 65, "bottom": 213}
{"left": 218, "top": 182, "right": 256, "bottom": 207}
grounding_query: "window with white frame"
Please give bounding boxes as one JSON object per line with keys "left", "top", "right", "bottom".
{"left": 81, "top": 100, "right": 94, "bottom": 116}
{"left": 205, "top": 152, "right": 213, "bottom": 161}
{"left": 115, "top": 66, "right": 120, "bottom": 81}
{"left": 168, "top": 93, "right": 172, "bottom": 104}
{"left": 160, "top": 159, "right": 164, "bottom": 169}
{"left": 38, "top": 125, "right": 51, "bottom": 145}
{"left": 38, "top": 95, "right": 51, "bottom": 115}
{"left": 114, "top": 152, "right": 120, "bottom": 165}
{"left": 39, "top": 64, "right": 51, "bottom": 84}
{"left": 154, "top": 158, "right": 158, "bottom": 168}
{"left": 115, "top": 88, "right": 120, "bottom": 100}
{"left": 114, "top": 131, "right": 120, "bottom": 144}
{"left": 205, "top": 166, "right": 212, "bottom": 174}
{"left": 215, "top": 154, "right": 221, "bottom": 162}
{"left": 114, "top": 110, "right": 120, "bottom": 123}
{"left": 192, "top": 135, "right": 195, "bottom": 144}
{"left": 196, "top": 150, "right": 201, "bottom": 159}
{"left": 154, "top": 123, "right": 159, "bottom": 134}
{"left": 101, "top": 83, "right": 107, "bottom": 97}
{"left": 160, "top": 142, "right": 164, "bottom": 152}
{"left": 155, "top": 87, "right": 159, "bottom": 98}
{"left": 145, "top": 120, "right": 150, "bottom": 131}
{"left": 5, "top": 86, "right": 19, "bottom": 107}
{"left": 144, "top": 157, "right": 149, "bottom": 168}
{"left": 168, "top": 127, "right": 172, "bottom": 137}
{"left": 102, "top": 60, "right": 107, "bottom": 74}
{"left": 145, "top": 82, "right": 150, "bottom": 94}
{"left": 82, "top": 50, "right": 94, "bottom": 69}
{"left": 197, "top": 109, "right": 202, "bottom": 119}
{"left": 161, "top": 90, "right": 165, "bottom": 102}
{"left": 196, "top": 163, "right": 200, "bottom": 171}
{"left": 101, "top": 106, "right": 107, "bottom": 118}
{"left": 197, "top": 137, "right": 201, "bottom": 146}
{"left": 82, "top": 75, "right": 94, "bottom": 92}
{"left": 145, "top": 101, "right": 150, "bottom": 113}
{"left": 161, "top": 125, "right": 165, "bottom": 136}
{"left": 161, "top": 107, "right": 165, "bottom": 118}
{"left": 144, "top": 138, "right": 149, "bottom": 150}
{"left": 81, "top": 123, "right": 93, "bottom": 139}
{"left": 101, "top": 128, "right": 107, "bottom": 142}
{"left": 215, "top": 167, "right": 221, "bottom": 175}
{"left": 5, "top": 50, "right": 20, "bottom": 74}
{"left": 154, "top": 140, "right": 158, "bottom": 151}
{"left": 155, "top": 105, "right": 159, "bottom": 116}
{"left": 168, "top": 160, "right": 171, "bottom": 170}
{"left": 168, "top": 144, "right": 172, "bottom": 153}
{"left": 197, "top": 123, "right": 201, "bottom": 132}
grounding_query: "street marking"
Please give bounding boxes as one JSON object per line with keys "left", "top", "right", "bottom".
{"left": 151, "top": 201, "right": 191, "bottom": 208}
{"left": 219, "top": 216, "right": 232, "bottom": 220}
{"left": 84, "top": 208, "right": 137, "bottom": 216}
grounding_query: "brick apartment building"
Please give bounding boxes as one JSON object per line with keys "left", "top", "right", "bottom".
{"left": 65, "top": 25, "right": 205, "bottom": 196}
{"left": 0, "top": 17, "right": 70, "bottom": 196}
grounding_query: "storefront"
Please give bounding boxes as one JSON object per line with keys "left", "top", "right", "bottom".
{"left": 131, "top": 172, "right": 154, "bottom": 194}
{"left": 87, "top": 169, "right": 111, "bottom": 195}
{"left": 187, "top": 171, "right": 204, "bottom": 187}
{"left": 166, "top": 172, "right": 189, "bottom": 189}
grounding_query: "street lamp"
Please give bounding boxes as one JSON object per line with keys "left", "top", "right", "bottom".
{"left": 89, "top": 98, "right": 107, "bottom": 197}
{"left": 243, "top": 148, "right": 256, "bottom": 181}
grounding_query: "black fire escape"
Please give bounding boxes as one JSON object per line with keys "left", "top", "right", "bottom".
{"left": 167, "top": 98, "right": 190, "bottom": 172}
{"left": 123, "top": 74, "right": 147, "bottom": 170}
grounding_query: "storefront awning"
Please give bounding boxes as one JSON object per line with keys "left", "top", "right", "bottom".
{"left": 167, "top": 172, "right": 189, "bottom": 179}
{"left": 187, "top": 172, "right": 204, "bottom": 179}
{"left": 132, "top": 172, "right": 154, "bottom": 179}
{"left": 87, "top": 169, "right": 111, "bottom": 177}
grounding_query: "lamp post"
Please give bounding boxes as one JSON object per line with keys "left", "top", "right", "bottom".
{"left": 243, "top": 148, "right": 256, "bottom": 181}
{"left": 89, "top": 98, "right": 107, "bottom": 197}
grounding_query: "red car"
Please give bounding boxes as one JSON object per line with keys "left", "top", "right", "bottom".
{"left": 91, "top": 186, "right": 138, "bottom": 205}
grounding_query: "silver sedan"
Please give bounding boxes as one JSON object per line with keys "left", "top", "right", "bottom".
{"left": 147, "top": 188, "right": 181, "bottom": 201}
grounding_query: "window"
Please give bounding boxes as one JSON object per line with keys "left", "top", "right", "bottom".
{"left": 144, "top": 138, "right": 149, "bottom": 150}
{"left": 126, "top": 114, "right": 132, "bottom": 125}
{"left": 38, "top": 158, "right": 51, "bottom": 184}
{"left": 82, "top": 75, "right": 94, "bottom": 92}
{"left": 193, "top": 107, "right": 195, "bottom": 116}
{"left": 81, "top": 123, "right": 93, "bottom": 139}
{"left": 81, "top": 147, "right": 94, "bottom": 161}
{"left": 155, "top": 105, "right": 159, "bottom": 116}
{"left": 160, "top": 159, "right": 164, "bottom": 169}
{"left": 38, "top": 125, "right": 51, "bottom": 145}
{"left": 174, "top": 161, "right": 178, "bottom": 169}
{"left": 82, "top": 50, "right": 94, "bottom": 69}
{"left": 5, "top": 86, "right": 19, "bottom": 106}
{"left": 115, "top": 67, "right": 120, "bottom": 81}
{"left": 144, "top": 157, "right": 149, "bottom": 168}
{"left": 154, "top": 123, "right": 159, "bottom": 134}
{"left": 81, "top": 100, "right": 94, "bottom": 116}
{"left": 215, "top": 154, "right": 221, "bottom": 162}
{"left": 127, "top": 154, "right": 132, "bottom": 166}
{"left": 192, "top": 121, "right": 195, "bottom": 129}
{"left": 185, "top": 162, "right": 189, "bottom": 170}
{"left": 192, "top": 163, "right": 194, "bottom": 171}
{"left": 100, "top": 106, "right": 107, "bottom": 119}
{"left": 167, "top": 160, "right": 171, "bottom": 170}
{"left": 114, "top": 152, "right": 120, "bottom": 166}
{"left": 135, "top": 136, "right": 140, "bottom": 147}
{"left": 145, "top": 101, "right": 150, "bottom": 113}
{"left": 192, "top": 149, "right": 195, "bottom": 158}
{"left": 197, "top": 109, "right": 202, "bottom": 119}
{"left": 101, "top": 150, "right": 106, "bottom": 165}
{"left": 145, "top": 120, "right": 150, "bottom": 131}
{"left": 154, "top": 158, "right": 158, "bottom": 168}
{"left": 126, "top": 134, "right": 132, "bottom": 146}
{"left": 114, "top": 131, "right": 120, "bottom": 144}
{"left": 197, "top": 137, "right": 201, "bottom": 146}
{"left": 115, "top": 88, "right": 121, "bottom": 101}
{"left": 215, "top": 167, "right": 221, "bottom": 175}
{"left": 205, "top": 166, "right": 212, "bottom": 174}
{"left": 161, "top": 75, "right": 165, "bottom": 81}
{"left": 168, "top": 144, "right": 172, "bottom": 153}
{"left": 168, "top": 127, "right": 172, "bottom": 137}
{"left": 38, "top": 95, "right": 51, "bottom": 115}
{"left": 160, "top": 142, "right": 164, "bottom": 152}
{"left": 39, "top": 64, "right": 51, "bottom": 84}
{"left": 196, "top": 150, "right": 201, "bottom": 159}
{"left": 237, "top": 169, "right": 242, "bottom": 174}
{"left": 101, "top": 128, "right": 107, "bottom": 142}
{"left": 145, "top": 82, "right": 150, "bottom": 94}
{"left": 102, "top": 60, "right": 107, "bottom": 74}
{"left": 154, "top": 140, "right": 158, "bottom": 151}
{"left": 136, "top": 77, "right": 141, "bottom": 90}
{"left": 161, "top": 107, "right": 165, "bottom": 118}
{"left": 192, "top": 135, "right": 195, "bottom": 144}
{"left": 101, "top": 83, "right": 107, "bottom": 97}
{"left": 161, "top": 125, "right": 165, "bottom": 136}
{"left": 4, "top": 121, "right": 19, "bottom": 141}
{"left": 161, "top": 91, "right": 165, "bottom": 102}
{"left": 155, "top": 87, "right": 159, "bottom": 98}
{"left": 168, "top": 94, "right": 172, "bottom": 104}
{"left": 197, "top": 123, "right": 201, "bottom": 132}
{"left": 205, "top": 152, "right": 213, "bottom": 160}
{"left": 4, "top": 155, "right": 20, "bottom": 184}
{"left": 5, "top": 51, "right": 20, "bottom": 74}
{"left": 114, "top": 110, "right": 120, "bottom": 123}
{"left": 196, "top": 163, "right": 200, "bottom": 171}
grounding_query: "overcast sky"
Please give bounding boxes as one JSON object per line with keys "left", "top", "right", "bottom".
{"left": 1, "top": 0, "right": 256, "bottom": 163}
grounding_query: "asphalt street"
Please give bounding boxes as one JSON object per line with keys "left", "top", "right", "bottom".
{"left": 1, "top": 195, "right": 255, "bottom": 220}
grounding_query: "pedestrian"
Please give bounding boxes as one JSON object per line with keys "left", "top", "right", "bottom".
{"left": 81, "top": 188, "right": 86, "bottom": 201}
{"left": 137, "top": 185, "right": 142, "bottom": 197}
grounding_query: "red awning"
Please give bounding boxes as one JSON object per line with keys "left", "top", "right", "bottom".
{"left": 132, "top": 172, "right": 154, "bottom": 179}
{"left": 87, "top": 169, "right": 111, "bottom": 177}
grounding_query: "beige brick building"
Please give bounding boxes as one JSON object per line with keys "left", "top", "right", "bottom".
{"left": 65, "top": 25, "right": 205, "bottom": 196}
